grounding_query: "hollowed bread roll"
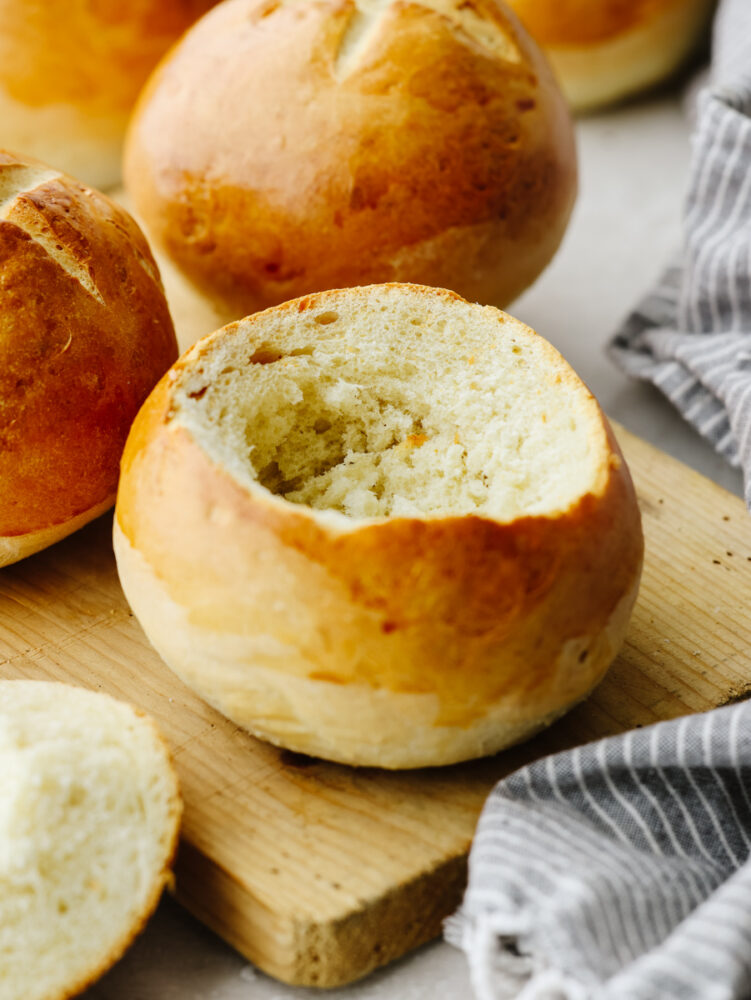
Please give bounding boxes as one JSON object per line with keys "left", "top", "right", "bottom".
{"left": 506, "top": 0, "right": 715, "bottom": 112}
{"left": 0, "top": 1, "right": 220, "bottom": 189}
{"left": 114, "top": 284, "right": 643, "bottom": 769}
{"left": 0, "top": 680, "right": 182, "bottom": 1000}
{"left": 124, "top": 0, "right": 577, "bottom": 315}
{"left": 0, "top": 151, "right": 178, "bottom": 568}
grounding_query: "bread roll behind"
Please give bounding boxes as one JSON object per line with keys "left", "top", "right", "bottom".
{"left": 125, "top": 0, "right": 577, "bottom": 315}
{"left": 507, "top": 0, "right": 715, "bottom": 112}
{"left": 0, "top": 680, "right": 181, "bottom": 1000}
{"left": 114, "top": 283, "right": 643, "bottom": 769}
{"left": 0, "top": 1, "right": 220, "bottom": 189}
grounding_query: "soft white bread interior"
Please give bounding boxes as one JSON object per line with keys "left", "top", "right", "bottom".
{"left": 114, "top": 283, "right": 644, "bottom": 769}
{"left": 0, "top": 680, "right": 182, "bottom": 1000}
{"left": 506, "top": 0, "right": 715, "bottom": 112}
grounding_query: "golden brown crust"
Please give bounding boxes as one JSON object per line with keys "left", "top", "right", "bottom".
{"left": 115, "top": 285, "right": 643, "bottom": 767}
{"left": 0, "top": 1, "right": 220, "bottom": 187}
{"left": 505, "top": 0, "right": 714, "bottom": 111}
{"left": 0, "top": 1, "right": 219, "bottom": 115}
{"left": 0, "top": 151, "right": 178, "bottom": 552}
{"left": 124, "top": 0, "right": 577, "bottom": 314}
{"left": 506, "top": 0, "right": 691, "bottom": 46}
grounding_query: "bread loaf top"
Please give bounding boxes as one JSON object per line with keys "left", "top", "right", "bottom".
{"left": 125, "top": 0, "right": 576, "bottom": 313}
{"left": 0, "top": 151, "right": 178, "bottom": 543}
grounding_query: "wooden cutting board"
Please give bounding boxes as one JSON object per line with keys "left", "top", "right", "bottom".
{"left": 1, "top": 426, "right": 750, "bottom": 989}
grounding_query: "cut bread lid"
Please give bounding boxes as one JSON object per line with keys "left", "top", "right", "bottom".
{"left": 174, "top": 283, "right": 610, "bottom": 525}
{"left": 0, "top": 680, "right": 182, "bottom": 1000}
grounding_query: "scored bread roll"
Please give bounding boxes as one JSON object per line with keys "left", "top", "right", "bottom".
{"left": 0, "top": 680, "right": 182, "bottom": 1000}
{"left": 0, "top": 151, "right": 178, "bottom": 568}
{"left": 0, "top": 0, "right": 220, "bottom": 189}
{"left": 506, "top": 0, "right": 715, "bottom": 112}
{"left": 124, "top": 0, "right": 577, "bottom": 316}
{"left": 114, "top": 283, "right": 644, "bottom": 769}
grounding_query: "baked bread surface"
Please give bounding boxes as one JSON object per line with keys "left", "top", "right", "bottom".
{"left": 0, "top": 1, "right": 220, "bottom": 188}
{"left": 0, "top": 680, "right": 182, "bottom": 1000}
{"left": 125, "top": 0, "right": 577, "bottom": 314}
{"left": 506, "top": 0, "right": 715, "bottom": 111}
{"left": 114, "top": 283, "right": 643, "bottom": 768}
{"left": 0, "top": 151, "right": 178, "bottom": 567}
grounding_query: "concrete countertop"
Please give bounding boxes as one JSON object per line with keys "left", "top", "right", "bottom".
{"left": 85, "top": 87, "right": 743, "bottom": 1000}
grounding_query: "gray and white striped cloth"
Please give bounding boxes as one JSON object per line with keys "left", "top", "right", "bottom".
{"left": 610, "top": 0, "right": 751, "bottom": 503}
{"left": 447, "top": 3, "right": 751, "bottom": 997}
{"left": 445, "top": 702, "right": 751, "bottom": 1000}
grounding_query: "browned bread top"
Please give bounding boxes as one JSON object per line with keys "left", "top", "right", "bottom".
{"left": 125, "top": 0, "right": 577, "bottom": 315}
{"left": 0, "top": 152, "right": 178, "bottom": 554}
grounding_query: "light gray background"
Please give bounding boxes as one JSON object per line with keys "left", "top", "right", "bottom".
{"left": 85, "top": 88, "right": 743, "bottom": 1000}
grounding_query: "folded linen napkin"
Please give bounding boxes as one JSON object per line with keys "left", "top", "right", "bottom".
{"left": 447, "top": 3, "right": 751, "bottom": 997}
{"left": 610, "top": 0, "right": 751, "bottom": 504}
{"left": 445, "top": 702, "right": 751, "bottom": 1000}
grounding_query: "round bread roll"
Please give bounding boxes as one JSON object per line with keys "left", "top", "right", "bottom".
{"left": 0, "top": 151, "right": 179, "bottom": 569}
{"left": 0, "top": 680, "right": 182, "bottom": 1000}
{"left": 114, "top": 283, "right": 643, "bottom": 769}
{"left": 124, "top": 0, "right": 577, "bottom": 316}
{"left": 0, "top": 0, "right": 220, "bottom": 190}
{"left": 505, "top": 0, "right": 715, "bottom": 112}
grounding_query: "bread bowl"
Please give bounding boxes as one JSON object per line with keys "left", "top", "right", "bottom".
{"left": 506, "top": 0, "right": 715, "bottom": 112}
{"left": 0, "top": 151, "right": 178, "bottom": 568}
{"left": 124, "top": 0, "right": 577, "bottom": 316}
{"left": 0, "top": 0, "right": 220, "bottom": 189}
{"left": 114, "top": 283, "right": 643, "bottom": 769}
{"left": 0, "top": 680, "right": 182, "bottom": 1000}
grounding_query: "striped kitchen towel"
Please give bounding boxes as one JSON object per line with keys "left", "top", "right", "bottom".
{"left": 610, "top": 0, "right": 751, "bottom": 504}
{"left": 447, "top": 3, "right": 751, "bottom": 997}
{"left": 445, "top": 701, "right": 751, "bottom": 1000}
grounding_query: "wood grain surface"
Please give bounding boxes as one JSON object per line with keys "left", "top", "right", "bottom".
{"left": 1, "top": 426, "right": 750, "bottom": 988}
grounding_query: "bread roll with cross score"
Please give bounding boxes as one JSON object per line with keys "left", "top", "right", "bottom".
{"left": 0, "top": 151, "right": 178, "bottom": 569}
{"left": 0, "top": 680, "right": 182, "bottom": 1000}
{"left": 505, "top": 0, "right": 715, "bottom": 112}
{"left": 114, "top": 283, "right": 644, "bottom": 770}
{"left": 124, "top": 0, "right": 577, "bottom": 316}
{"left": 0, "top": 0, "right": 221, "bottom": 190}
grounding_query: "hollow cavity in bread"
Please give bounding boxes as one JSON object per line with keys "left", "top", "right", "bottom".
{"left": 175, "top": 291, "right": 604, "bottom": 521}
{"left": 115, "top": 284, "right": 643, "bottom": 768}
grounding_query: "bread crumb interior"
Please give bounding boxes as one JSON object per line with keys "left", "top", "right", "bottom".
{"left": 176, "top": 290, "right": 605, "bottom": 521}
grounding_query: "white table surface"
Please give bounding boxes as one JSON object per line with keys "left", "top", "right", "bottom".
{"left": 84, "top": 87, "right": 743, "bottom": 1000}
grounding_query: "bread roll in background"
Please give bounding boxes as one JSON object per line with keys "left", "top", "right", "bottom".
{"left": 0, "top": 151, "right": 178, "bottom": 569}
{"left": 114, "top": 283, "right": 643, "bottom": 769}
{"left": 125, "top": 0, "right": 577, "bottom": 317}
{"left": 0, "top": 0, "right": 220, "bottom": 190}
{"left": 506, "top": 0, "right": 715, "bottom": 112}
{"left": 0, "top": 680, "right": 182, "bottom": 1000}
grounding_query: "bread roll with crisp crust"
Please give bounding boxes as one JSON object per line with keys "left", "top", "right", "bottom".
{"left": 506, "top": 0, "right": 715, "bottom": 112}
{"left": 0, "top": 151, "right": 179, "bottom": 568}
{"left": 124, "top": 0, "right": 577, "bottom": 316}
{"left": 0, "top": 680, "right": 182, "bottom": 1000}
{"left": 114, "top": 283, "right": 643, "bottom": 769}
{"left": 0, "top": 1, "right": 221, "bottom": 189}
